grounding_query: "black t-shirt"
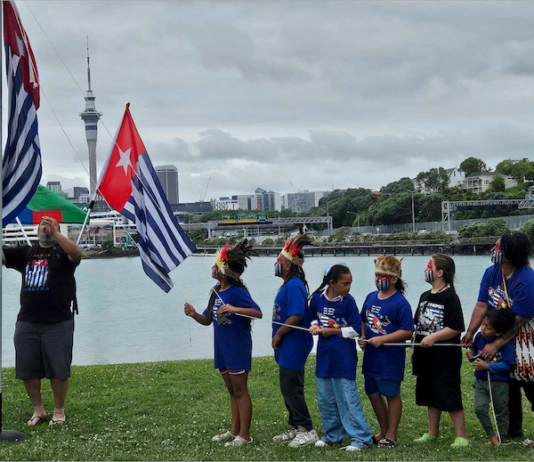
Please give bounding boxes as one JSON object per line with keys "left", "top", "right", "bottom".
{"left": 412, "top": 288, "right": 465, "bottom": 381}
{"left": 4, "top": 244, "right": 79, "bottom": 323}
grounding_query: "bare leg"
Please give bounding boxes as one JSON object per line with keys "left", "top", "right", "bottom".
{"left": 449, "top": 410, "right": 468, "bottom": 438}
{"left": 230, "top": 372, "right": 252, "bottom": 441}
{"left": 384, "top": 394, "right": 402, "bottom": 444}
{"left": 23, "top": 378, "right": 46, "bottom": 425}
{"left": 50, "top": 378, "right": 69, "bottom": 422}
{"left": 428, "top": 407, "right": 441, "bottom": 437}
{"left": 220, "top": 372, "right": 240, "bottom": 436}
{"left": 368, "top": 393, "right": 388, "bottom": 441}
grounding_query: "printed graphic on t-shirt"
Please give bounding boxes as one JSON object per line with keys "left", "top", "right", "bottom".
{"left": 273, "top": 301, "right": 282, "bottom": 321}
{"left": 24, "top": 256, "right": 50, "bottom": 291}
{"left": 366, "top": 305, "right": 391, "bottom": 335}
{"left": 488, "top": 286, "right": 509, "bottom": 310}
{"left": 416, "top": 301, "right": 445, "bottom": 336}
{"left": 515, "top": 320, "right": 534, "bottom": 382}
{"left": 317, "top": 306, "right": 347, "bottom": 329}
{"left": 212, "top": 298, "right": 231, "bottom": 325}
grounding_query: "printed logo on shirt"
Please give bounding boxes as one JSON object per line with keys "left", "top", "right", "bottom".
{"left": 366, "top": 305, "right": 391, "bottom": 335}
{"left": 212, "top": 298, "right": 231, "bottom": 325}
{"left": 488, "top": 286, "right": 509, "bottom": 310}
{"left": 416, "top": 301, "right": 445, "bottom": 336}
{"left": 23, "top": 256, "right": 50, "bottom": 292}
{"left": 273, "top": 301, "right": 282, "bottom": 321}
{"left": 317, "top": 307, "right": 348, "bottom": 329}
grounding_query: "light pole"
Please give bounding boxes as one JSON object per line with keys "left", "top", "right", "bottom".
{"left": 346, "top": 211, "right": 359, "bottom": 227}
{"left": 411, "top": 192, "right": 416, "bottom": 233}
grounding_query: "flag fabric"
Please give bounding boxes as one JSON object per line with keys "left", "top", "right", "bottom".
{"left": 97, "top": 105, "right": 196, "bottom": 292}
{"left": 2, "top": 1, "right": 42, "bottom": 227}
{"left": 12, "top": 185, "right": 88, "bottom": 224}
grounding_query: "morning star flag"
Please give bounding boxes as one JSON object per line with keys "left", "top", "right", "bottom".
{"left": 12, "top": 185, "right": 87, "bottom": 224}
{"left": 2, "top": 1, "right": 42, "bottom": 227}
{"left": 97, "top": 104, "right": 196, "bottom": 292}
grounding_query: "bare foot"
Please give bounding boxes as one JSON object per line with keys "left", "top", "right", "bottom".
{"left": 489, "top": 434, "right": 500, "bottom": 446}
{"left": 49, "top": 409, "right": 66, "bottom": 425}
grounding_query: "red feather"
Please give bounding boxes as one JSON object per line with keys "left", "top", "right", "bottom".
{"left": 220, "top": 243, "right": 229, "bottom": 262}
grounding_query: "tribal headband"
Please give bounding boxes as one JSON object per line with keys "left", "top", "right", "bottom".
{"left": 280, "top": 233, "right": 315, "bottom": 267}
{"left": 374, "top": 255, "right": 403, "bottom": 278}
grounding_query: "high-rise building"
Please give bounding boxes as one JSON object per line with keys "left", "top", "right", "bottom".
{"left": 283, "top": 191, "right": 326, "bottom": 213}
{"left": 155, "top": 165, "right": 179, "bottom": 204}
{"left": 79, "top": 38, "right": 102, "bottom": 197}
{"left": 73, "top": 186, "right": 89, "bottom": 200}
{"left": 46, "top": 181, "right": 62, "bottom": 194}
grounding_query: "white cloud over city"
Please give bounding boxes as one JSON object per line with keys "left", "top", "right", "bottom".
{"left": 10, "top": 1, "right": 534, "bottom": 201}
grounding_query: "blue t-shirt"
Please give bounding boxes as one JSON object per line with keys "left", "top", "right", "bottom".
{"left": 478, "top": 264, "right": 534, "bottom": 318}
{"left": 272, "top": 277, "right": 313, "bottom": 370}
{"left": 361, "top": 290, "right": 414, "bottom": 381}
{"left": 202, "top": 285, "right": 260, "bottom": 371}
{"left": 472, "top": 332, "right": 516, "bottom": 382}
{"left": 310, "top": 290, "right": 362, "bottom": 380}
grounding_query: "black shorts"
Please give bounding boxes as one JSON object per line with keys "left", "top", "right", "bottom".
{"left": 14, "top": 320, "right": 74, "bottom": 380}
{"left": 415, "top": 374, "right": 463, "bottom": 412}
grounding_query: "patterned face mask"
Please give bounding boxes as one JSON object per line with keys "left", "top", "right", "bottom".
{"left": 491, "top": 239, "right": 503, "bottom": 265}
{"left": 274, "top": 254, "right": 285, "bottom": 277}
{"left": 424, "top": 259, "right": 434, "bottom": 283}
{"left": 375, "top": 274, "right": 391, "bottom": 291}
{"left": 211, "top": 265, "right": 220, "bottom": 280}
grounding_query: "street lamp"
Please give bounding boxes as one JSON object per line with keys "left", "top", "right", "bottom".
{"left": 346, "top": 211, "right": 360, "bottom": 226}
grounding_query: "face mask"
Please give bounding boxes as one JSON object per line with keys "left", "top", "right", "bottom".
{"left": 275, "top": 254, "right": 285, "bottom": 277}
{"left": 211, "top": 265, "right": 220, "bottom": 280}
{"left": 491, "top": 239, "right": 503, "bottom": 265}
{"left": 375, "top": 275, "right": 391, "bottom": 291}
{"left": 424, "top": 259, "right": 434, "bottom": 283}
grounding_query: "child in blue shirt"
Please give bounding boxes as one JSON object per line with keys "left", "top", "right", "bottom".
{"left": 184, "top": 241, "right": 262, "bottom": 447}
{"left": 467, "top": 309, "right": 516, "bottom": 446}
{"left": 358, "top": 255, "right": 414, "bottom": 448}
{"left": 309, "top": 264, "right": 373, "bottom": 452}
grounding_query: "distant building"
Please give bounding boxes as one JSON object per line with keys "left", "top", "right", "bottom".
{"left": 73, "top": 186, "right": 89, "bottom": 200}
{"left": 282, "top": 191, "right": 326, "bottom": 213}
{"left": 155, "top": 165, "right": 179, "bottom": 204}
{"left": 212, "top": 197, "right": 239, "bottom": 211}
{"left": 462, "top": 172, "right": 518, "bottom": 194}
{"left": 171, "top": 201, "right": 213, "bottom": 215}
{"left": 46, "top": 181, "right": 62, "bottom": 194}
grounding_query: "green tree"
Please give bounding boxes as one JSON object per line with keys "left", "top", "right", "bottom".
{"left": 381, "top": 177, "right": 415, "bottom": 195}
{"left": 511, "top": 161, "right": 534, "bottom": 182}
{"left": 460, "top": 157, "right": 491, "bottom": 176}
{"left": 495, "top": 159, "right": 518, "bottom": 175}
{"left": 490, "top": 175, "right": 505, "bottom": 192}
{"left": 521, "top": 219, "right": 534, "bottom": 245}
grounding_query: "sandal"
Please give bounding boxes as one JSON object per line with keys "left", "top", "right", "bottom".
{"left": 49, "top": 418, "right": 66, "bottom": 426}
{"left": 27, "top": 415, "right": 47, "bottom": 426}
{"left": 371, "top": 435, "right": 381, "bottom": 445}
{"left": 377, "top": 438, "right": 397, "bottom": 448}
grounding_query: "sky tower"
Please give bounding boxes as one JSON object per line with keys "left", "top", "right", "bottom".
{"left": 79, "top": 37, "right": 102, "bottom": 197}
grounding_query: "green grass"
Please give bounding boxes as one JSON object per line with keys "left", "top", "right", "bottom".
{"left": 0, "top": 356, "right": 532, "bottom": 461}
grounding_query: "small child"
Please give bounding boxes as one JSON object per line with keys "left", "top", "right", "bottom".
{"left": 412, "top": 254, "right": 468, "bottom": 448}
{"left": 309, "top": 264, "right": 373, "bottom": 452}
{"left": 467, "top": 309, "right": 516, "bottom": 446}
{"left": 358, "top": 255, "right": 414, "bottom": 448}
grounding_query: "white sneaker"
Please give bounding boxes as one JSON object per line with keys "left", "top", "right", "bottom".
{"left": 224, "top": 436, "right": 253, "bottom": 447}
{"left": 212, "top": 431, "right": 235, "bottom": 442}
{"left": 289, "top": 428, "right": 319, "bottom": 447}
{"left": 273, "top": 426, "right": 298, "bottom": 443}
{"left": 341, "top": 445, "right": 365, "bottom": 451}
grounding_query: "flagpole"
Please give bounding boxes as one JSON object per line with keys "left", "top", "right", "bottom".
{"left": 15, "top": 218, "right": 32, "bottom": 246}
{"left": 0, "top": 1, "right": 28, "bottom": 442}
{"left": 76, "top": 193, "right": 97, "bottom": 245}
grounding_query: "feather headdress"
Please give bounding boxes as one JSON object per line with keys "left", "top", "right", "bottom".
{"left": 215, "top": 239, "right": 258, "bottom": 280}
{"left": 374, "top": 255, "right": 403, "bottom": 278}
{"left": 280, "top": 233, "right": 315, "bottom": 267}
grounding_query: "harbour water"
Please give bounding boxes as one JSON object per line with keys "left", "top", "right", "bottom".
{"left": 1, "top": 254, "right": 492, "bottom": 367}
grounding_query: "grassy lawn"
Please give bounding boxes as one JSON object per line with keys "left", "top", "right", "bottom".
{"left": 0, "top": 355, "right": 532, "bottom": 461}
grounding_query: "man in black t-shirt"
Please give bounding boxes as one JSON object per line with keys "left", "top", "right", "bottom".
{"left": 2, "top": 216, "right": 82, "bottom": 426}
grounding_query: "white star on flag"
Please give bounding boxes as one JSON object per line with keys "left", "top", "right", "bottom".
{"left": 116, "top": 147, "right": 132, "bottom": 175}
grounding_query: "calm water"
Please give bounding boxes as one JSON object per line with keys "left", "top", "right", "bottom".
{"left": 1, "top": 254, "right": 491, "bottom": 367}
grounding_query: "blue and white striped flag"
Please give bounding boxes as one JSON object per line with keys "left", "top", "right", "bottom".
{"left": 2, "top": 1, "right": 42, "bottom": 227}
{"left": 97, "top": 105, "right": 196, "bottom": 292}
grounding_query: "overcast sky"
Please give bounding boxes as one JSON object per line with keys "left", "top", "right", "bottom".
{"left": 6, "top": 1, "right": 534, "bottom": 202}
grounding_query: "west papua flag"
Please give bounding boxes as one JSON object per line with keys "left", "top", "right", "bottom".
{"left": 97, "top": 104, "right": 196, "bottom": 292}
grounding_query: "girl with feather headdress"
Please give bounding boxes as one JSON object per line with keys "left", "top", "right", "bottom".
{"left": 184, "top": 239, "right": 262, "bottom": 447}
{"left": 271, "top": 233, "right": 319, "bottom": 447}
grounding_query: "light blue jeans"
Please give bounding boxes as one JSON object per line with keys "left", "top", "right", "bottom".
{"left": 317, "top": 377, "right": 373, "bottom": 448}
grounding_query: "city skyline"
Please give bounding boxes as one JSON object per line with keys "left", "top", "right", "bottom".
{"left": 16, "top": 2, "right": 534, "bottom": 203}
